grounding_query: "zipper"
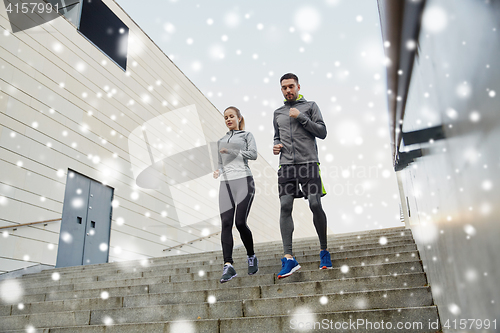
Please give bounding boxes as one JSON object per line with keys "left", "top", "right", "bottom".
{"left": 227, "top": 130, "right": 234, "bottom": 143}
{"left": 288, "top": 107, "right": 296, "bottom": 163}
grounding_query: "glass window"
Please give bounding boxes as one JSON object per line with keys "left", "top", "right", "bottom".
{"left": 78, "top": 0, "right": 129, "bottom": 70}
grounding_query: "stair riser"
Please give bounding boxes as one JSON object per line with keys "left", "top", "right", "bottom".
{"left": 13, "top": 251, "right": 419, "bottom": 288}
{"left": 138, "top": 239, "right": 416, "bottom": 266}
{"left": 176, "top": 234, "right": 414, "bottom": 260}
{"left": 220, "top": 306, "right": 439, "bottom": 333}
{"left": 1, "top": 287, "right": 431, "bottom": 330}
{"left": 22, "top": 231, "right": 411, "bottom": 278}
{"left": 21, "top": 242, "right": 417, "bottom": 282}
{"left": 8, "top": 260, "right": 422, "bottom": 299}
{"left": 243, "top": 287, "right": 433, "bottom": 317}
{"left": 1, "top": 306, "right": 439, "bottom": 333}
{"left": 3, "top": 273, "right": 427, "bottom": 316}
{"left": 0, "top": 311, "right": 90, "bottom": 331}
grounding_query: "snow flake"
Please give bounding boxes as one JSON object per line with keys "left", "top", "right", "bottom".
{"left": 422, "top": 6, "right": 448, "bottom": 33}
{"left": 406, "top": 40, "right": 416, "bottom": 50}
{"left": 481, "top": 180, "right": 493, "bottom": 191}
{"left": 291, "top": 307, "right": 316, "bottom": 330}
{"left": 295, "top": 7, "right": 321, "bottom": 32}
{"left": 116, "top": 217, "right": 125, "bottom": 226}
{"left": 465, "top": 269, "right": 478, "bottom": 282}
{"left": 164, "top": 22, "right": 176, "bottom": 33}
{"left": 224, "top": 13, "right": 240, "bottom": 27}
{"left": 448, "top": 303, "right": 461, "bottom": 316}
{"left": 0, "top": 279, "right": 24, "bottom": 303}
{"left": 170, "top": 320, "right": 195, "bottom": 333}
{"left": 61, "top": 232, "right": 73, "bottom": 244}
{"left": 469, "top": 111, "right": 480, "bottom": 122}
{"left": 103, "top": 316, "right": 114, "bottom": 326}
{"left": 456, "top": 82, "right": 471, "bottom": 99}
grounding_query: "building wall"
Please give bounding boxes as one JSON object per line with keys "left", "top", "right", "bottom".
{"left": 0, "top": 0, "right": 317, "bottom": 274}
{"left": 399, "top": 0, "right": 500, "bottom": 328}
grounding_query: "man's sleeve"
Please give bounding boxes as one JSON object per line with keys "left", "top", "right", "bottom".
{"left": 273, "top": 114, "right": 282, "bottom": 145}
{"left": 296, "top": 102, "right": 327, "bottom": 139}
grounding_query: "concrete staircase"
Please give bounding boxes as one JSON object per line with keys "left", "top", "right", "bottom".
{"left": 0, "top": 227, "right": 441, "bottom": 332}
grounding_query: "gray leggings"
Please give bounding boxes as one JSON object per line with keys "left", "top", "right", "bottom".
{"left": 280, "top": 193, "right": 327, "bottom": 255}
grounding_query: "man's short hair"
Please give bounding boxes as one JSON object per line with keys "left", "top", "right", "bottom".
{"left": 280, "top": 73, "right": 299, "bottom": 84}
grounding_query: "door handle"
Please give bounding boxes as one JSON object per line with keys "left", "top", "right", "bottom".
{"left": 77, "top": 216, "right": 82, "bottom": 224}
{"left": 91, "top": 221, "right": 96, "bottom": 228}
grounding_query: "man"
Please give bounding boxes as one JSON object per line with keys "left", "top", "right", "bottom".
{"left": 273, "top": 73, "right": 332, "bottom": 279}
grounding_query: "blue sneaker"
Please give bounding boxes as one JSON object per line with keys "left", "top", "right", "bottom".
{"left": 277, "top": 257, "right": 301, "bottom": 279}
{"left": 319, "top": 250, "right": 332, "bottom": 269}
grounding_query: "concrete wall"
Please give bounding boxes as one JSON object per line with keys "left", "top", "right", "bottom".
{"left": 0, "top": 0, "right": 316, "bottom": 274}
{"left": 398, "top": 0, "right": 500, "bottom": 329}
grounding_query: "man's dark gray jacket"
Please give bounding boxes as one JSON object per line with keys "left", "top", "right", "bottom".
{"left": 273, "top": 96, "right": 327, "bottom": 165}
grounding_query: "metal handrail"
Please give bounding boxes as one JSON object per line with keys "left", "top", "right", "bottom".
{"left": 0, "top": 218, "right": 62, "bottom": 231}
{"left": 162, "top": 228, "right": 234, "bottom": 252}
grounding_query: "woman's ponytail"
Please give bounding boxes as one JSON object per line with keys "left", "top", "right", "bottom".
{"left": 239, "top": 116, "right": 245, "bottom": 130}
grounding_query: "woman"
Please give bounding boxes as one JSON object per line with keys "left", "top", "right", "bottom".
{"left": 213, "top": 106, "right": 258, "bottom": 283}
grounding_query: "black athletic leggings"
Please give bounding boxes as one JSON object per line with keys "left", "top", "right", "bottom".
{"left": 219, "top": 176, "right": 255, "bottom": 264}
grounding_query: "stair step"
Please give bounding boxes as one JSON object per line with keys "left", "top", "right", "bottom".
{"left": 15, "top": 250, "right": 419, "bottom": 287}
{"left": 1, "top": 272, "right": 427, "bottom": 316}
{"left": 10, "top": 260, "right": 422, "bottom": 298}
{"left": 1, "top": 306, "right": 440, "bottom": 333}
{"left": 0, "top": 227, "right": 441, "bottom": 332}
{"left": 0, "top": 287, "right": 433, "bottom": 330}
{"left": 19, "top": 229, "right": 410, "bottom": 278}
{"left": 19, "top": 241, "right": 417, "bottom": 281}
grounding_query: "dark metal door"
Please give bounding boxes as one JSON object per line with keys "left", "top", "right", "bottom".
{"left": 56, "top": 170, "right": 114, "bottom": 268}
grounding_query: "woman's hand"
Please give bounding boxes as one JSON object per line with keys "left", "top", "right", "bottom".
{"left": 219, "top": 148, "right": 229, "bottom": 154}
{"left": 213, "top": 170, "right": 220, "bottom": 179}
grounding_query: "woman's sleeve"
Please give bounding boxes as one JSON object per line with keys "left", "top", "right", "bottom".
{"left": 217, "top": 141, "right": 223, "bottom": 171}
{"left": 241, "top": 132, "right": 258, "bottom": 160}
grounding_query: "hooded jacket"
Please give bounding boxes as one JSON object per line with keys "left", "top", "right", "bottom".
{"left": 217, "top": 130, "right": 257, "bottom": 181}
{"left": 273, "top": 96, "right": 327, "bottom": 165}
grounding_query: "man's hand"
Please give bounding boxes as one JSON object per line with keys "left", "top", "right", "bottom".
{"left": 219, "top": 148, "right": 229, "bottom": 154}
{"left": 289, "top": 107, "right": 300, "bottom": 118}
{"left": 213, "top": 170, "right": 220, "bottom": 179}
{"left": 273, "top": 144, "right": 283, "bottom": 155}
